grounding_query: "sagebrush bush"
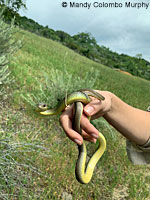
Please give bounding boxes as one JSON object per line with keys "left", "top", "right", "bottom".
{"left": 22, "top": 67, "right": 100, "bottom": 110}
{"left": 0, "top": 9, "right": 21, "bottom": 93}
{"left": 0, "top": 10, "right": 50, "bottom": 200}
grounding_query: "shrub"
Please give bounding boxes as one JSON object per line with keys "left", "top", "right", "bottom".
{"left": 0, "top": 9, "right": 21, "bottom": 94}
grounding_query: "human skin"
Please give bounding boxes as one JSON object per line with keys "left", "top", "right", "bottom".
{"left": 60, "top": 91, "right": 150, "bottom": 146}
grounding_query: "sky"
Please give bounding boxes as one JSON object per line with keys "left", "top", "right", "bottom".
{"left": 19, "top": 0, "right": 150, "bottom": 61}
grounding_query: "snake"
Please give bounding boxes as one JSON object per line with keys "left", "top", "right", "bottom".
{"left": 37, "top": 89, "right": 106, "bottom": 184}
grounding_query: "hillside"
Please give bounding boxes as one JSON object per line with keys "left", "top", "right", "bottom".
{"left": 1, "top": 29, "right": 150, "bottom": 199}
{"left": 1, "top": 4, "right": 150, "bottom": 81}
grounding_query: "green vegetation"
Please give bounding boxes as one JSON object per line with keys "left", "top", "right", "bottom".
{"left": 1, "top": 6, "right": 150, "bottom": 81}
{"left": 0, "top": 28, "right": 149, "bottom": 199}
{"left": 0, "top": 10, "right": 18, "bottom": 89}
{"left": 0, "top": 10, "right": 50, "bottom": 200}
{"left": 0, "top": 0, "right": 26, "bottom": 11}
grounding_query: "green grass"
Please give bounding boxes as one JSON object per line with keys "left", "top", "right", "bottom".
{"left": 1, "top": 29, "right": 150, "bottom": 199}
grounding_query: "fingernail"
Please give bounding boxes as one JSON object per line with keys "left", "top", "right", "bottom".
{"left": 85, "top": 106, "right": 94, "bottom": 114}
{"left": 74, "top": 139, "right": 82, "bottom": 145}
{"left": 92, "top": 139, "right": 96, "bottom": 143}
{"left": 91, "top": 133, "right": 99, "bottom": 139}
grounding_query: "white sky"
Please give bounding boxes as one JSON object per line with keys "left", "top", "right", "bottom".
{"left": 20, "top": 0, "right": 150, "bottom": 61}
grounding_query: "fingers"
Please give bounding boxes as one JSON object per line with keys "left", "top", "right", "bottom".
{"left": 80, "top": 114, "right": 100, "bottom": 139}
{"left": 60, "top": 105, "right": 83, "bottom": 145}
{"left": 82, "top": 130, "right": 97, "bottom": 143}
{"left": 60, "top": 106, "right": 100, "bottom": 145}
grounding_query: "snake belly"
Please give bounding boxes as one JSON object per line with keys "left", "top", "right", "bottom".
{"left": 73, "top": 101, "right": 106, "bottom": 184}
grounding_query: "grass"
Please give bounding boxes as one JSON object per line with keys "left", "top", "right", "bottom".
{"left": 1, "top": 29, "right": 150, "bottom": 199}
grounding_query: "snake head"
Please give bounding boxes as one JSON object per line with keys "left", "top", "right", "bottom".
{"left": 36, "top": 103, "right": 48, "bottom": 112}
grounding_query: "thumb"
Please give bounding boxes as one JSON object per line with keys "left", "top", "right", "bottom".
{"left": 84, "top": 100, "right": 103, "bottom": 117}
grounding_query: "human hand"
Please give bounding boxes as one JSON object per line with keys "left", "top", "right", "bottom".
{"left": 60, "top": 90, "right": 112, "bottom": 145}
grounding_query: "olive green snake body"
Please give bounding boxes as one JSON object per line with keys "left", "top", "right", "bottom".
{"left": 37, "top": 89, "right": 106, "bottom": 184}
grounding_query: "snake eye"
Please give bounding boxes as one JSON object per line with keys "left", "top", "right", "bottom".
{"left": 37, "top": 103, "right": 48, "bottom": 111}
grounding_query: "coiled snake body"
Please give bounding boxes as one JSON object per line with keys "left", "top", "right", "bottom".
{"left": 37, "top": 89, "right": 106, "bottom": 184}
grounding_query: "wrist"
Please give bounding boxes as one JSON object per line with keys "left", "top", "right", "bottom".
{"left": 103, "top": 92, "right": 117, "bottom": 118}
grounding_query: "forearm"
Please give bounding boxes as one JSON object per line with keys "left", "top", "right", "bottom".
{"left": 104, "top": 93, "right": 150, "bottom": 145}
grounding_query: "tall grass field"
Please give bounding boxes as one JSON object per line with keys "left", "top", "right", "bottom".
{"left": 1, "top": 29, "right": 150, "bottom": 199}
